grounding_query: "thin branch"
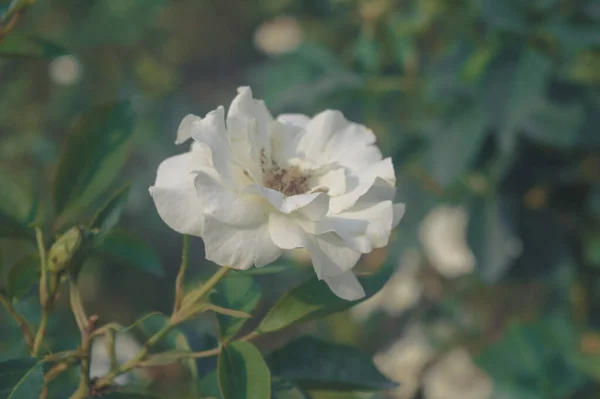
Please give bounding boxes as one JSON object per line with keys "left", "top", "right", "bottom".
{"left": 0, "top": 293, "right": 34, "bottom": 349}
{"left": 171, "top": 235, "right": 189, "bottom": 318}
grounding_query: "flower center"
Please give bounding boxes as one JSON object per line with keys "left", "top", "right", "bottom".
{"left": 263, "top": 164, "right": 309, "bottom": 196}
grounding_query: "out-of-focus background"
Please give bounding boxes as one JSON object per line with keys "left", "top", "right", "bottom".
{"left": 0, "top": 0, "right": 599, "bottom": 398}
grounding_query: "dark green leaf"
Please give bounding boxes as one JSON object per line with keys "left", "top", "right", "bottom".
{"left": 271, "top": 379, "right": 312, "bottom": 399}
{"left": 478, "top": 0, "right": 528, "bottom": 33}
{"left": 523, "top": 100, "right": 585, "bottom": 148}
{"left": 256, "top": 261, "right": 393, "bottom": 334}
{"left": 90, "top": 183, "right": 131, "bottom": 246}
{"left": 267, "top": 336, "right": 396, "bottom": 391}
{"left": 99, "top": 230, "right": 164, "bottom": 277}
{"left": 218, "top": 341, "right": 270, "bottom": 399}
{"left": 211, "top": 275, "right": 261, "bottom": 341}
{"left": 53, "top": 102, "right": 134, "bottom": 219}
{"left": 198, "top": 371, "right": 222, "bottom": 399}
{"left": 0, "top": 33, "right": 67, "bottom": 59}
{"left": 6, "top": 253, "right": 39, "bottom": 299}
{"left": 0, "top": 358, "right": 44, "bottom": 399}
{"left": 0, "top": 170, "right": 36, "bottom": 239}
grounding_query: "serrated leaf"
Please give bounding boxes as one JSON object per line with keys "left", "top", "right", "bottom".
{"left": 0, "top": 358, "right": 45, "bottom": 399}
{"left": 210, "top": 275, "right": 261, "bottom": 341}
{"left": 218, "top": 341, "right": 270, "bottom": 399}
{"left": 256, "top": 261, "right": 393, "bottom": 334}
{"left": 90, "top": 184, "right": 131, "bottom": 246}
{"left": 53, "top": 102, "right": 134, "bottom": 219}
{"left": 98, "top": 230, "right": 164, "bottom": 277}
{"left": 0, "top": 33, "right": 67, "bottom": 59}
{"left": 267, "top": 336, "right": 396, "bottom": 391}
{"left": 6, "top": 253, "right": 39, "bottom": 299}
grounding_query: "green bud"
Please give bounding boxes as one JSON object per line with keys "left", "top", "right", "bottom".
{"left": 48, "top": 226, "right": 83, "bottom": 274}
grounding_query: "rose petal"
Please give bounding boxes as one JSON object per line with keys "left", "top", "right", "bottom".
{"left": 323, "top": 271, "right": 366, "bottom": 300}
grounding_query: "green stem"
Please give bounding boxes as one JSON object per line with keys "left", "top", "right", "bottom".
{"left": 32, "top": 311, "right": 48, "bottom": 356}
{"left": 0, "top": 293, "right": 34, "bottom": 349}
{"left": 94, "top": 265, "right": 231, "bottom": 390}
{"left": 32, "top": 227, "right": 49, "bottom": 356}
{"left": 171, "top": 235, "right": 189, "bottom": 318}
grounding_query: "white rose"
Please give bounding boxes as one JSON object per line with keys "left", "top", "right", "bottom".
{"left": 149, "top": 87, "right": 405, "bottom": 300}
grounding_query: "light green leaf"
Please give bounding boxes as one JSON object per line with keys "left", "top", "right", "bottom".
{"left": 0, "top": 33, "right": 67, "bottom": 59}
{"left": 0, "top": 358, "right": 44, "bottom": 399}
{"left": 90, "top": 183, "right": 131, "bottom": 246}
{"left": 210, "top": 275, "right": 261, "bottom": 341}
{"left": 256, "top": 261, "right": 393, "bottom": 334}
{"left": 218, "top": 341, "right": 270, "bottom": 399}
{"left": 6, "top": 253, "right": 39, "bottom": 299}
{"left": 98, "top": 230, "right": 164, "bottom": 277}
{"left": 53, "top": 102, "right": 134, "bottom": 219}
{"left": 267, "top": 336, "right": 397, "bottom": 391}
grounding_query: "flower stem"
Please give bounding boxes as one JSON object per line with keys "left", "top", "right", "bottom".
{"left": 171, "top": 235, "right": 189, "bottom": 318}
{"left": 0, "top": 293, "right": 34, "bottom": 349}
{"left": 93, "top": 265, "right": 231, "bottom": 390}
{"left": 32, "top": 227, "right": 49, "bottom": 356}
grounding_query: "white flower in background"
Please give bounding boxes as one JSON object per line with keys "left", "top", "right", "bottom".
{"left": 253, "top": 16, "right": 303, "bottom": 56}
{"left": 150, "top": 87, "right": 405, "bottom": 300}
{"left": 90, "top": 332, "right": 145, "bottom": 385}
{"left": 423, "top": 348, "right": 493, "bottom": 399}
{"left": 351, "top": 250, "right": 422, "bottom": 321}
{"left": 419, "top": 205, "right": 475, "bottom": 278}
{"left": 49, "top": 55, "right": 81, "bottom": 85}
{"left": 374, "top": 326, "right": 437, "bottom": 399}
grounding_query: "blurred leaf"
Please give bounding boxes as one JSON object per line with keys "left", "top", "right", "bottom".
{"left": 267, "top": 336, "right": 396, "bottom": 391}
{"left": 478, "top": 0, "right": 527, "bottom": 33}
{"left": 211, "top": 275, "right": 261, "bottom": 341}
{"left": 6, "top": 253, "right": 38, "bottom": 299}
{"left": 0, "top": 358, "right": 44, "bottom": 399}
{"left": 198, "top": 371, "right": 222, "bottom": 399}
{"left": 468, "top": 195, "right": 520, "bottom": 283}
{"left": 425, "top": 103, "right": 487, "bottom": 187}
{"left": 523, "top": 100, "right": 585, "bottom": 148}
{"left": 271, "top": 378, "right": 312, "bottom": 399}
{"left": 0, "top": 34, "right": 67, "bottom": 59}
{"left": 256, "top": 261, "right": 393, "bottom": 334}
{"left": 0, "top": 171, "right": 36, "bottom": 239}
{"left": 98, "top": 230, "right": 164, "bottom": 277}
{"left": 218, "top": 341, "right": 270, "bottom": 399}
{"left": 353, "top": 31, "right": 382, "bottom": 73}
{"left": 138, "top": 313, "right": 197, "bottom": 379}
{"left": 477, "top": 315, "right": 584, "bottom": 398}
{"left": 53, "top": 102, "right": 134, "bottom": 219}
{"left": 89, "top": 183, "right": 131, "bottom": 246}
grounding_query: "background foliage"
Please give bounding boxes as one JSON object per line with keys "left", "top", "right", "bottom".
{"left": 0, "top": 0, "right": 598, "bottom": 398}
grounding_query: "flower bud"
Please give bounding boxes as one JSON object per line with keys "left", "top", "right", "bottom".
{"left": 48, "top": 226, "right": 83, "bottom": 274}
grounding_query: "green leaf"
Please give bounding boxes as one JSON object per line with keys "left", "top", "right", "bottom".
{"left": 218, "top": 341, "right": 270, "bottom": 399}
{"left": 138, "top": 314, "right": 197, "bottom": 379}
{"left": 256, "top": 261, "right": 393, "bottom": 334}
{"left": 211, "top": 275, "right": 261, "bottom": 341}
{"left": 198, "top": 371, "right": 222, "bottom": 399}
{"left": 0, "top": 170, "right": 36, "bottom": 239}
{"left": 53, "top": 102, "right": 134, "bottom": 219}
{"left": 523, "top": 100, "right": 585, "bottom": 148}
{"left": 271, "top": 379, "right": 312, "bottom": 399}
{"left": 90, "top": 183, "right": 131, "bottom": 246}
{"left": 0, "top": 33, "right": 67, "bottom": 59}
{"left": 234, "top": 262, "right": 291, "bottom": 276}
{"left": 478, "top": 0, "right": 527, "bottom": 33}
{"left": 267, "top": 336, "right": 396, "bottom": 391}
{"left": 0, "top": 358, "right": 44, "bottom": 399}
{"left": 6, "top": 253, "right": 39, "bottom": 299}
{"left": 99, "top": 230, "right": 164, "bottom": 277}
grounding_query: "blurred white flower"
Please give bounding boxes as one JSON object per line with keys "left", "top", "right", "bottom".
{"left": 423, "top": 348, "right": 493, "bottom": 399}
{"left": 150, "top": 87, "right": 405, "bottom": 300}
{"left": 90, "top": 332, "right": 144, "bottom": 385}
{"left": 351, "top": 250, "right": 422, "bottom": 321}
{"left": 374, "top": 326, "right": 437, "bottom": 399}
{"left": 253, "top": 16, "right": 303, "bottom": 56}
{"left": 49, "top": 55, "right": 81, "bottom": 85}
{"left": 419, "top": 205, "right": 475, "bottom": 278}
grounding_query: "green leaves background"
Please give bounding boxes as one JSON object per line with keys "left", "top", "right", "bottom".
{"left": 0, "top": 0, "right": 599, "bottom": 398}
